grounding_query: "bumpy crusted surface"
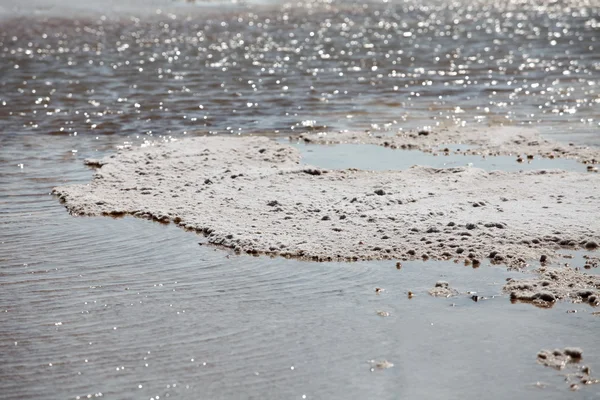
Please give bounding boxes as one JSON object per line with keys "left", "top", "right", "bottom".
{"left": 428, "top": 281, "right": 459, "bottom": 297}
{"left": 53, "top": 135, "right": 600, "bottom": 266}
{"left": 504, "top": 267, "right": 600, "bottom": 307}
{"left": 536, "top": 347, "right": 599, "bottom": 390}
{"left": 537, "top": 347, "right": 584, "bottom": 370}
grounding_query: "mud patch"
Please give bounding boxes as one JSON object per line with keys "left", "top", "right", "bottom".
{"left": 537, "top": 348, "right": 599, "bottom": 391}
{"left": 505, "top": 267, "right": 600, "bottom": 308}
{"left": 537, "top": 347, "right": 583, "bottom": 369}
{"left": 428, "top": 281, "right": 459, "bottom": 297}
{"left": 53, "top": 135, "right": 600, "bottom": 265}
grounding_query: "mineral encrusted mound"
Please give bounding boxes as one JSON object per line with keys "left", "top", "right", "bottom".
{"left": 537, "top": 347, "right": 583, "bottom": 369}
{"left": 537, "top": 347, "right": 599, "bottom": 390}
{"left": 428, "top": 281, "right": 459, "bottom": 297}
{"left": 54, "top": 135, "right": 600, "bottom": 264}
{"left": 505, "top": 267, "right": 600, "bottom": 307}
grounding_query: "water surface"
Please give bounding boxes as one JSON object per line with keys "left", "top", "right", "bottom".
{"left": 1, "top": 0, "right": 600, "bottom": 143}
{"left": 293, "top": 142, "right": 588, "bottom": 172}
{"left": 3, "top": 208, "right": 600, "bottom": 400}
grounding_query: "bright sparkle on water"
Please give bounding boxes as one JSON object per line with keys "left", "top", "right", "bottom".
{"left": 0, "top": 0, "right": 599, "bottom": 143}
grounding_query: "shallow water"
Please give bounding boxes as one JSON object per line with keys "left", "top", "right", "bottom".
{"left": 293, "top": 142, "right": 588, "bottom": 172}
{"left": 1, "top": 0, "right": 600, "bottom": 398}
{"left": 2, "top": 204, "right": 600, "bottom": 400}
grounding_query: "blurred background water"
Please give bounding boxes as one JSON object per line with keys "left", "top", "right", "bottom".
{"left": 1, "top": 0, "right": 599, "bottom": 142}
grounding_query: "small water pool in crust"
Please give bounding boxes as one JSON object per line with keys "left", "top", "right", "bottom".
{"left": 292, "top": 142, "right": 586, "bottom": 172}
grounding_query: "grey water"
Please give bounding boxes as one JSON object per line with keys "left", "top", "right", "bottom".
{"left": 2, "top": 182, "right": 600, "bottom": 399}
{"left": 292, "top": 142, "right": 589, "bottom": 172}
{"left": 1, "top": 0, "right": 600, "bottom": 143}
{"left": 1, "top": 0, "right": 600, "bottom": 398}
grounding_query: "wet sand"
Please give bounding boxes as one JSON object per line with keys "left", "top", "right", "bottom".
{"left": 505, "top": 265, "right": 600, "bottom": 307}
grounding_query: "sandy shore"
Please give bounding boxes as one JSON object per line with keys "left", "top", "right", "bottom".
{"left": 53, "top": 130, "right": 600, "bottom": 270}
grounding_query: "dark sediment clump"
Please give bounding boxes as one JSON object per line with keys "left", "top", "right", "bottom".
{"left": 537, "top": 348, "right": 599, "bottom": 390}
{"left": 504, "top": 266, "right": 600, "bottom": 308}
{"left": 583, "top": 255, "right": 599, "bottom": 269}
{"left": 428, "top": 281, "right": 459, "bottom": 297}
{"left": 83, "top": 158, "right": 107, "bottom": 168}
{"left": 537, "top": 347, "right": 582, "bottom": 369}
{"left": 303, "top": 168, "right": 323, "bottom": 176}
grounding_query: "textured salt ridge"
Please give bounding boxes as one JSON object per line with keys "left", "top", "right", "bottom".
{"left": 53, "top": 135, "right": 600, "bottom": 266}
{"left": 298, "top": 126, "right": 600, "bottom": 165}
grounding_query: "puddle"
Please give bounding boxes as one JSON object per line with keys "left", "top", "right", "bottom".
{"left": 291, "top": 142, "right": 587, "bottom": 172}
